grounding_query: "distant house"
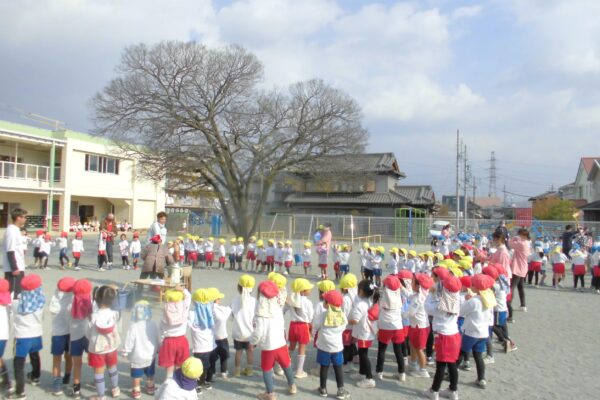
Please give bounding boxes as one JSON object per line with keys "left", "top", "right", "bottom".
{"left": 266, "top": 153, "right": 435, "bottom": 217}
{"left": 560, "top": 157, "right": 600, "bottom": 203}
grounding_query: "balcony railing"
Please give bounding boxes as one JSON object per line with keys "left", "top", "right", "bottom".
{"left": 0, "top": 160, "right": 60, "bottom": 182}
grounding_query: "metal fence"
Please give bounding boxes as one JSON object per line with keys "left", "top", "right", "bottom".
{"left": 167, "top": 211, "right": 600, "bottom": 245}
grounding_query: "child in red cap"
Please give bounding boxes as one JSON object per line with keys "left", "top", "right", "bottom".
{"left": 375, "top": 275, "right": 406, "bottom": 382}
{"left": 32, "top": 229, "right": 44, "bottom": 268}
{"left": 71, "top": 232, "right": 85, "bottom": 271}
{"left": 408, "top": 273, "right": 433, "bottom": 378}
{"left": 0, "top": 279, "right": 12, "bottom": 393}
{"left": 70, "top": 279, "right": 93, "bottom": 399}
{"left": 49, "top": 277, "right": 76, "bottom": 395}
{"left": 39, "top": 233, "right": 54, "bottom": 270}
{"left": 348, "top": 280, "right": 378, "bottom": 389}
{"left": 12, "top": 274, "right": 45, "bottom": 398}
{"left": 130, "top": 232, "right": 142, "bottom": 270}
{"left": 56, "top": 231, "right": 71, "bottom": 270}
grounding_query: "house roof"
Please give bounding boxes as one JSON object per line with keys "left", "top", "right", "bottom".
{"left": 587, "top": 159, "right": 600, "bottom": 181}
{"left": 528, "top": 191, "right": 559, "bottom": 201}
{"left": 0, "top": 119, "right": 113, "bottom": 146}
{"left": 392, "top": 185, "right": 435, "bottom": 206}
{"left": 284, "top": 191, "right": 412, "bottom": 206}
{"left": 290, "top": 152, "right": 406, "bottom": 178}
{"left": 581, "top": 157, "right": 600, "bottom": 173}
{"left": 580, "top": 200, "right": 600, "bottom": 210}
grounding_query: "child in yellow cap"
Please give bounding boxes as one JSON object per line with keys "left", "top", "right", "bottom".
{"left": 283, "top": 241, "right": 294, "bottom": 275}
{"left": 285, "top": 278, "right": 315, "bottom": 379}
{"left": 231, "top": 275, "right": 257, "bottom": 377}
{"left": 155, "top": 357, "right": 202, "bottom": 400}
{"left": 204, "top": 237, "right": 214, "bottom": 268}
{"left": 235, "top": 237, "right": 245, "bottom": 271}
{"left": 189, "top": 289, "right": 216, "bottom": 393}
{"left": 228, "top": 238, "right": 237, "bottom": 270}
{"left": 275, "top": 241, "right": 284, "bottom": 273}
{"left": 265, "top": 240, "right": 276, "bottom": 273}
{"left": 245, "top": 236, "right": 257, "bottom": 271}
{"left": 211, "top": 288, "right": 231, "bottom": 379}
{"left": 256, "top": 240, "right": 266, "bottom": 273}
{"left": 302, "top": 242, "right": 312, "bottom": 275}
{"left": 159, "top": 286, "right": 192, "bottom": 379}
{"left": 316, "top": 241, "right": 329, "bottom": 280}
{"left": 339, "top": 244, "right": 351, "bottom": 278}
{"left": 339, "top": 273, "right": 358, "bottom": 368}
{"left": 217, "top": 239, "right": 227, "bottom": 270}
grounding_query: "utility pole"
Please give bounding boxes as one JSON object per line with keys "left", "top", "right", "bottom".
{"left": 503, "top": 184, "right": 507, "bottom": 206}
{"left": 472, "top": 176, "right": 477, "bottom": 209}
{"left": 463, "top": 144, "right": 468, "bottom": 229}
{"left": 455, "top": 130, "right": 460, "bottom": 230}
{"left": 488, "top": 151, "right": 497, "bottom": 197}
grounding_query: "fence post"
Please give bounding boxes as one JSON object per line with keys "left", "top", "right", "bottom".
{"left": 308, "top": 215, "right": 314, "bottom": 241}
{"left": 368, "top": 217, "right": 371, "bottom": 237}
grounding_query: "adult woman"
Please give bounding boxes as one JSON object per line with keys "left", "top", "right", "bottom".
{"left": 507, "top": 228, "right": 531, "bottom": 320}
{"left": 147, "top": 212, "right": 168, "bottom": 244}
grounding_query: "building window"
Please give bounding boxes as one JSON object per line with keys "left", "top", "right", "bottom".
{"left": 85, "top": 154, "right": 119, "bottom": 174}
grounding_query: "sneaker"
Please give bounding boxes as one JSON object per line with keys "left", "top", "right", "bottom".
{"left": 74, "top": 266, "right": 81, "bottom": 271}
{"left": 234, "top": 367, "right": 242, "bottom": 377}
{"left": 411, "top": 369, "right": 430, "bottom": 378}
{"left": 477, "top": 379, "right": 487, "bottom": 389}
{"left": 8, "top": 394, "right": 27, "bottom": 400}
{"left": 509, "top": 342, "right": 518, "bottom": 352}
{"left": 72, "top": 387, "right": 82, "bottom": 399}
{"left": 26, "top": 373, "right": 40, "bottom": 386}
{"left": 288, "top": 384, "right": 297, "bottom": 395}
{"left": 145, "top": 382, "right": 156, "bottom": 395}
{"left": 256, "top": 393, "right": 275, "bottom": 400}
{"left": 295, "top": 370, "right": 308, "bottom": 379}
{"left": 350, "top": 373, "right": 364, "bottom": 381}
{"left": 98, "top": 267, "right": 107, "bottom": 272}
{"left": 344, "top": 363, "right": 355, "bottom": 373}
{"left": 196, "top": 386, "right": 203, "bottom": 395}
{"left": 483, "top": 355, "right": 495, "bottom": 365}
{"left": 460, "top": 361, "right": 471, "bottom": 371}
{"left": 396, "top": 373, "right": 406, "bottom": 382}
{"left": 111, "top": 387, "right": 121, "bottom": 397}
{"left": 220, "top": 372, "right": 229, "bottom": 380}
{"left": 131, "top": 389, "right": 142, "bottom": 399}
{"left": 427, "top": 357, "right": 435, "bottom": 366}
{"left": 520, "top": 306, "right": 527, "bottom": 312}
{"left": 376, "top": 372, "right": 384, "bottom": 380}
{"left": 52, "top": 377, "right": 63, "bottom": 396}
{"left": 203, "top": 382, "right": 212, "bottom": 390}
{"left": 274, "top": 365, "right": 284, "bottom": 376}
{"left": 318, "top": 388, "right": 328, "bottom": 397}
{"left": 242, "top": 367, "right": 254, "bottom": 376}
{"left": 422, "top": 389, "right": 439, "bottom": 400}
{"left": 356, "top": 378, "right": 376, "bottom": 389}
{"left": 440, "top": 389, "right": 458, "bottom": 399}
{"left": 336, "top": 388, "right": 350, "bottom": 400}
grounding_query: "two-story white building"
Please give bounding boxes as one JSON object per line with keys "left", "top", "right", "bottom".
{"left": 0, "top": 119, "right": 165, "bottom": 231}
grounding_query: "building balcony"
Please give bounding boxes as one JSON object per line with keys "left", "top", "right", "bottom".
{"left": 0, "top": 160, "right": 61, "bottom": 191}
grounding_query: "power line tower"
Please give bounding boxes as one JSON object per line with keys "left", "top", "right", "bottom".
{"left": 488, "top": 151, "right": 497, "bottom": 197}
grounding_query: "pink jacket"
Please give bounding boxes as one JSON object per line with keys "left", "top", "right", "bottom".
{"left": 488, "top": 245, "right": 512, "bottom": 279}
{"left": 509, "top": 237, "right": 531, "bottom": 278}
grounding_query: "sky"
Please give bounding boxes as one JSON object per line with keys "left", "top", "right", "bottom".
{"left": 1, "top": 0, "right": 599, "bottom": 203}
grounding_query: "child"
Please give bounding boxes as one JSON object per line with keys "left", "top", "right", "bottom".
{"left": 71, "top": 232, "right": 84, "bottom": 271}
{"left": 339, "top": 274, "right": 358, "bottom": 368}
{"left": 408, "top": 273, "right": 433, "bottom": 378}
{"left": 119, "top": 234, "right": 130, "bottom": 270}
{"left": 550, "top": 246, "right": 568, "bottom": 288}
{"left": 332, "top": 245, "right": 342, "bottom": 281}
{"left": 204, "top": 237, "right": 214, "bottom": 268}
{"left": 570, "top": 247, "right": 588, "bottom": 291}
{"left": 283, "top": 240, "right": 294, "bottom": 276}
{"left": 275, "top": 241, "right": 284, "bottom": 273}
{"left": 256, "top": 239, "right": 266, "bottom": 273}
{"left": 70, "top": 279, "right": 93, "bottom": 399}
{"left": 245, "top": 236, "right": 257, "bottom": 271}
{"left": 285, "top": 278, "right": 315, "bottom": 379}
{"left": 301, "top": 242, "right": 312, "bottom": 275}
{"left": 591, "top": 246, "right": 600, "bottom": 294}
{"left": 231, "top": 275, "right": 257, "bottom": 377}
{"left": 32, "top": 229, "right": 44, "bottom": 268}
{"left": 312, "top": 290, "right": 350, "bottom": 400}
{"left": 359, "top": 242, "right": 370, "bottom": 279}
{"left": 130, "top": 231, "right": 142, "bottom": 270}
{"left": 159, "top": 287, "right": 192, "bottom": 378}
{"left": 122, "top": 300, "right": 159, "bottom": 399}
{"left": 349, "top": 279, "right": 378, "bottom": 389}
{"left": 212, "top": 288, "right": 232, "bottom": 379}
{"left": 236, "top": 237, "right": 245, "bottom": 271}
{"left": 228, "top": 238, "right": 237, "bottom": 270}
{"left": 49, "top": 277, "right": 75, "bottom": 395}
{"left": 87, "top": 286, "right": 121, "bottom": 399}
{"left": 339, "top": 245, "right": 351, "bottom": 277}
{"left": 218, "top": 238, "right": 227, "bottom": 270}
{"left": 155, "top": 357, "right": 202, "bottom": 400}
{"left": 387, "top": 247, "right": 400, "bottom": 275}
{"left": 317, "top": 241, "right": 329, "bottom": 280}
{"left": 20, "top": 229, "right": 30, "bottom": 266}
{"left": 268, "top": 272, "right": 288, "bottom": 308}
{"left": 39, "top": 233, "right": 53, "bottom": 270}
{"left": 483, "top": 266, "right": 517, "bottom": 353}
{"left": 266, "top": 239, "right": 276, "bottom": 273}
{"left": 189, "top": 289, "right": 217, "bottom": 393}
{"left": 405, "top": 250, "right": 417, "bottom": 273}
{"left": 0, "top": 279, "right": 13, "bottom": 394}
{"left": 527, "top": 246, "right": 544, "bottom": 286}
{"left": 12, "top": 274, "right": 45, "bottom": 399}
{"left": 371, "top": 247, "right": 383, "bottom": 286}
{"left": 375, "top": 275, "right": 406, "bottom": 382}
{"left": 424, "top": 274, "right": 462, "bottom": 400}
{"left": 56, "top": 231, "right": 71, "bottom": 269}
{"left": 250, "top": 281, "right": 297, "bottom": 400}
{"left": 97, "top": 231, "right": 108, "bottom": 271}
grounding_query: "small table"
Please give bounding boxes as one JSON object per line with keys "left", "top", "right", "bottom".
{"left": 130, "top": 279, "right": 177, "bottom": 303}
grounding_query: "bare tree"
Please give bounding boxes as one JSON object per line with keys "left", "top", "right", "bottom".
{"left": 92, "top": 41, "right": 368, "bottom": 238}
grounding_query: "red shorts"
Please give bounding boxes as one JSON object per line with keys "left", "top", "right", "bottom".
{"left": 355, "top": 339, "right": 372, "bottom": 349}
{"left": 288, "top": 321, "right": 310, "bottom": 345}
{"left": 435, "top": 333, "right": 461, "bottom": 363}
{"left": 219, "top": 256, "right": 226, "bottom": 263}
{"left": 303, "top": 262, "right": 311, "bottom": 268}
{"left": 188, "top": 252, "right": 198, "bottom": 261}
{"left": 553, "top": 263, "right": 565, "bottom": 274}
{"left": 333, "top": 262, "right": 340, "bottom": 272}
{"left": 72, "top": 252, "right": 81, "bottom": 258}
{"left": 284, "top": 261, "right": 292, "bottom": 268}
{"left": 98, "top": 250, "right": 106, "bottom": 256}
{"left": 266, "top": 256, "right": 275, "bottom": 264}
{"left": 261, "top": 345, "right": 291, "bottom": 371}
{"left": 573, "top": 265, "right": 586, "bottom": 276}
{"left": 593, "top": 266, "right": 600, "bottom": 278}
{"left": 158, "top": 336, "right": 190, "bottom": 368}
{"left": 318, "top": 264, "right": 328, "bottom": 269}
{"left": 342, "top": 329, "right": 353, "bottom": 346}
{"left": 403, "top": 326, "right": 410, "bottom": 337}
{"left": 247, "top": 251, "right": 256, "bottom": 261}
{"left": 377, "top": 328, "right": 406, "bottom": 345}
{"left": 205, "top": 252, "right": 214, "bottom": 262}
{"left": 444, "top": 255, "right": 452, "bottom": 259}
{"left": 408, "top": 326, "right": 430, "bottom": 350}
{"left": 88, "top": 350, "right": 118, "bottom": 368}
{"left": 529, "top": 261, "right": 542, "bottom": 272}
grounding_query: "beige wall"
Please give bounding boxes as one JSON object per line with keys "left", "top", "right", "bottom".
{"left": 0, "top": 192, "right": 45, "bottom": 214}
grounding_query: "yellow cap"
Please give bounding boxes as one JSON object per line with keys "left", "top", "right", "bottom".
{"left": 238, "top": 274, "right": 256, "bottom": 289}
{"left": 425, "top": 251, "right": 435, "bottom": 258}
{"left": 377, "top": 246, "right": 385, "bottom": 253}
{"left": 408, "top": 250, "right": 417, "bottom": 257}
{"left": 449, "top": 266, "right": 464, "bottom": 277}
{"left": 219, "top": 238, "right": 226, "bottom": 244}
{"left": 453, "top": 249, "right": 465, "bottom": 257}
{"left": 208, "top": 237, "right": 214, "bottom": 241}
{"left": 317, "top": 279, "right": 336, "bottom": 293}
{"left": 362, "top": 242, "right": 370, "bottom": 249}
{"left": 164, "top": 289, "right": 184, "bottom": 303}
{"left": 399, "top": 248, "right": 408, "bottom": 255}
{"left": 182, "top": 357, "right": 203, "bottom": 379}
{"left": 192, "top": 288, "right": 210, "bottom": 304}
{"left": 277, "top": 241, "right": 284, "bottom": 245}
{"left": 440, "top": 259, "right": 457, "bottom": 268}
{"left": 268, "top": 239, "right": 275, "bottom": 244}
{"left": 339, "top": 273, "right": 358, "bottom": 289}
{"left": 250, "top": 236, "right": 256, "bottom": 241}
{"left": 434, "top": 252, "right": 444, "bottom": 261}
{"left": 285, "top": 240, "right": 292, "bottom": 245}
{"left": 268, "top": 272, "right": 287, "bottom": 289}
{"left": 458, "top": 259, "right": 473, "bottom": 270}
{"left": 177, "top": 236, "right": 183, "bottom": 241}
{"left": 167, "top": 240, "right": 174, "bottom": 245}
{"left": 304, "top": 242, "right": 312, "bottom": 247}
{"left": 237, "top": 237, "right": 244, "bottom": 242}
{"left": 390, "top": 247, "right": 398, "bottom": 253}
{"left": 462, "top": 255, "right": 473, "bottom": 263}
{"left": 207, "top": 287, "right": 225, "bottom": 301}
{"left": 230, "top": 238, "right": 237, "bottom": 243}
{"left": 292, "top": 278, "right": 314, "bottom": 293}
{"left": 257, "top": 239, "right": 264, "bottom": 247}
{"left": 342, "top": 244, "right": 349, "bottom": 251}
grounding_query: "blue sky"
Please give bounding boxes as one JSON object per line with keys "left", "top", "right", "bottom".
{"left": 1, "top": 0, "right": 599, "bottom": 203}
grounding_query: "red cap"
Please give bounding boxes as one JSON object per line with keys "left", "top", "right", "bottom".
{"left": 459, "top": 275, "right": 472, "bottom": 288}
{"left": 60, "top": 231, "right": 68, "bottom": 238}
{"left": 21, "top": 274, "right": 42, "bottom": 291}
{"left": 73, "top": 279, "right": 93, "bottom": 295}
{"left": 35, "top": 229, "right": 44, "bottom": 236}
{"left": 415, "top": 273, "right": 434, "bottom": 290}
{"left": 397, "top": 270, "right": 413, "bottom": 280}
{"left": 472, "top": 274, "right": 495, "bottom": 291}
{"left": 482, "top": 265, "right": 499, "bottom": 280}
{"left": 258, "top": 280, "right": 279, "bottom": 299}
{"left": 442, "top": 275, "right": 462, "bottom": 293}
{"left": 57, "top": 277, "right": 76, "bottom": 292}
{"left": 150, "top": 234, "right": 162, "bottom": 244}
{"left": 75, "top": 231, "right": 83, "bottom": 239}
{"left": 383, "top": 275, "right": 401, "bottom": 291}
{"left": 433, "top": 267, "right": 450, "bottom": 280}
{"left": 461, "top": 244, "right": 473, "bottom": 251}
{"left": 133, "top": 231, "right": 140, "bottom": 238}
{"left": 0, "top": 278, "right": 9, "bottom": 293}
{"left": 323, "top": 290, "right": 343, "bottom": 307}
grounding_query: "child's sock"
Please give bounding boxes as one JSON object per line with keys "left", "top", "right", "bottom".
{"left": 297, "top": 355, "right": 306, "bottom": 373}
{"left": 94, "top": 374, "right": 106, "bottom": 397}
{"left": 108, "top": 366, "right": 119, "bottom": 389}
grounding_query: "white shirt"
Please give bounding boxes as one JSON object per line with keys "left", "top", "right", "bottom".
{"left": 231, "top": 295, "right": 256, "bottom": 341}
{"left": 130, "top": 240, "right": 141, "bottom": 255}
{"left": 459, "top": 296, "right": 489, "bottom": 339}
{"left": 161, "top": 290, "right": 191, "bottom": 338}
{"left": 302, "top": 248, "right": 311, "bottom": 262}
{"left": 188, "top": 311, "right": 216, "bottom": 353}
{"left": 212, "top": 303, "right": 231, "bottom": 340}
{"left": 493, "top": 283, "right": 508, "bottom": 312}
{"left": 56, "top": 237, "right": 68, "bottom": 250}
{"left": 408, "top": 293, "right": 429, "bottom": 328}
{"left": 425, "top": 295, "right": 458, "bottom": 335}
{"left": 350, "top": 298, "right": 375, "bottom": 341}
{"left": 0, "top": 305, "right": 10, "bottom": 341}
{"left": 119, "top": 240, "right": 130, "bottom": 256}
{"left": 551, "top": 252, "right": 568, "bottom": 264}
{"left": 283, "top": 247, "right": 293, "bottom": 262}
{"left": 88, "top": 308, "right": 120, "bottom": 354}
{"left": 155, "top": 379, "right": 198, "bottom": 400}
{"left": 12, "top": 299, "right": 44, "bottom": 339}
{"left": 204, "top": 242, "right": 214, "bottom": 253}
{"left": 378, "top": 304, "right": 403, "bottom": 330}
{"left": 342, "top": 290, "right": 357, "bottom": 330}
{"left": 49, "top": 291, "right": 73, "bottom": 336}
{"left": 339, "top": 252, "right": 350, "bottom": 265}
{"left": 39, "top": 240, "right": 53, "bottom": 255}
{"left": 286, "top": 296, "right": 314, "bottom": 323}
{"left": 147, "top": 222, "right": 167, "bottom": 245}
{"left": 72, "top": 239, "right": 84, "bottom": 253}
{"left": 266, "top": 246, "right": 275, "bottom": 257}
{"left": 250, "top": 307, "right": 286, "bottom": 351}
{"left": 312, "top": 309, "right": 346, "bottom": 353}
{"left": 3, "top": 224, "right": 26, "bottom": 272}
{"left": 387, "top": 256, "right": 399, "bottom": 274}
{"left": 236, "top": 244, "right": 245, "bottom": 257}
{"left": 70, "top": 317, "right": 89, "bottom": 341}
{"left": 20, "top": 235, "right": 30, "bottom": 252}
{"left": 317, "top": 248, "right": 328, "bottom": 265}
{"left": 122, "top": 320, "right": 159, "bottom": 368}
{"left": 218, "top": 245, "right": 226, "bottom": 258}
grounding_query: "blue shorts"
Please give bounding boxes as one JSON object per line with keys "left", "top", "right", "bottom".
{"left": 0, "top": 340, "right": 6, "bottom": 357}
{"left": 316, "top": 350, "right": 343, "bottom": 367}
{"left": 15, "top": 337, "right": 43, "bottom": 358}
{"left": 340, "top": 265, "right": 350, "bottom": 273}
{"left": 51, "top": 334, "right": 70, "bottom": 356}
{"left": 131, "top": 359, "right": 156, "bottom": 378}
{"left": 460, "top": 335, "right": 487, "bottom": 353}
{"left": 495, "top": 311, "right": 508, "bottom": 327}
{"left": 457, "top": 317, "right": 465, "bottom": 332}
{"left": 132, "top": 253, "right": 140, "bottom": 259}
{"left": 373, "top": 269, "right": 382, "bottom": 277}
{"left": 70, "top": 337, "right": 88, "bottom": 357}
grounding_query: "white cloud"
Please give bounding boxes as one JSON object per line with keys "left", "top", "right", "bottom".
{"left": 451, "top": 5, "right": 483, "bottom": 20}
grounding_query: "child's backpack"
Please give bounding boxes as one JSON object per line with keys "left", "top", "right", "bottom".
{"left": 164, "top": 301, "right": 186, "bottom": 326}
